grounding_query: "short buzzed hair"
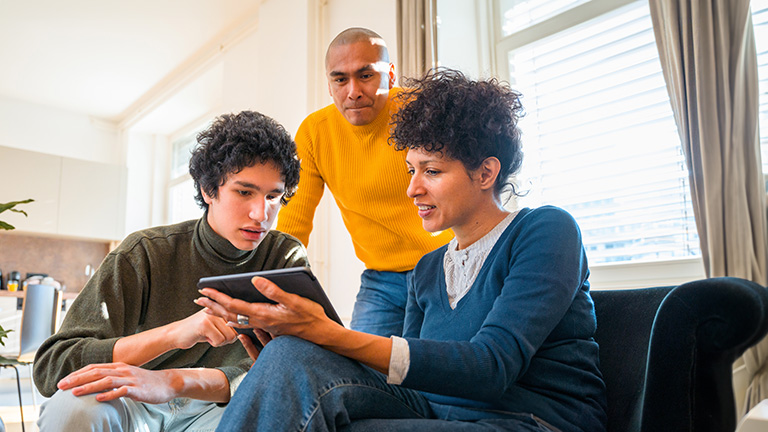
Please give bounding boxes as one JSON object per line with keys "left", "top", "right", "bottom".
{"left": 325, "top": 27, "right": 389, "bottom": 66}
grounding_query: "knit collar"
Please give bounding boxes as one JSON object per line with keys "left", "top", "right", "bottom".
{"left": 195, "top": 213, "right": 257, "bottom": 265}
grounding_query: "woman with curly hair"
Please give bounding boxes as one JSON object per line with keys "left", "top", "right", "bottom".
{"left": 198, "top": 69, "right": 608, "bottom": 432}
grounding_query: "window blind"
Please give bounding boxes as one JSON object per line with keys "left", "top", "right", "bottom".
{"left": 504, "top": 1, "right": 700, "bottom": 264}
{"left": 752, "top": 0, "right": 768, "bottom": 174}
{"left": 499, "top": 0, "right": 590, "bottom": 36}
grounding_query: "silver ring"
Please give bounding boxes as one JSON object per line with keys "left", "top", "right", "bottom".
{"left": 236, "top": 314, "right": 249, "bottom": 326}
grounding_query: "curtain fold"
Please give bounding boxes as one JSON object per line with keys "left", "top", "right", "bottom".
{"left": 396, "top": 0, "right": 438, "bottom": 83}
{"left": 648, "top": 0, "right": 768, "bottom": 414}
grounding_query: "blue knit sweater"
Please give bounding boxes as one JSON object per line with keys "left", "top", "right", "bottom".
{"left": 402, "top": 206, "right": 607, "bottom": 432}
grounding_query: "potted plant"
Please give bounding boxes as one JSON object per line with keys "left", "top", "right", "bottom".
{"left": 0, "top": 199, "right": 33, "bottom": 346}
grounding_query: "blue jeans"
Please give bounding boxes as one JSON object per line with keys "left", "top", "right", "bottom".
{"left": 216, "top": 336, "right": 557, "bottom": 432}
{"left": 38, "top": 389, "right": 225, "bottom": 431}
{"left": 350, "top": 270, "right": 410, "bottom": 337}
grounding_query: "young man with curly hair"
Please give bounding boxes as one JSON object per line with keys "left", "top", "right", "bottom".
{"left": 276, "top": 27, "right": 453, "bottom": 338}
{"left": 33, "top": 111, "right": 309, "bottom": 431}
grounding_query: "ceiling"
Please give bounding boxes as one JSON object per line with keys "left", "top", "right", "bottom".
{"left": 0, "top": 0, "right": 260, "bottom": 127}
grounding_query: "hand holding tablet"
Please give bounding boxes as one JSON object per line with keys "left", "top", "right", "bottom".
{"left": 197, "top": 267, "right": 343, "bottom": 346}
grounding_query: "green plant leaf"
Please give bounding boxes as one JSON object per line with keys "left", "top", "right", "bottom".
{"left": 0, "top": 326, "right": 13, "bottom": 346}
{"left": 0, "top": 199, "right": 34, "bottom": 214}
{"left": 0, "top": 199, "right": 33, "bottom": 230}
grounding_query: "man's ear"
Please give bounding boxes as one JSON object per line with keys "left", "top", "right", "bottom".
{"left": 477, "top": 157, "right": 501, "bottom": 191}
{"left": 201, "top": 187, "right": 214, "bottom": 205}
{"left": 388, "top": 63, "right": 396, "bottom": 89}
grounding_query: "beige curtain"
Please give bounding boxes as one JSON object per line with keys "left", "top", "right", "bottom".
{"left": 396, "top": 0, "right": 438, "bottom": 83}
{"left": 649, "top": 0, "right": 768, "bottom": 414}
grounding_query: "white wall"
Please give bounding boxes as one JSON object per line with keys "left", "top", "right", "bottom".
{"left": 1, "top": 0, "right": 398, "bottom": 320}
{"left": 437, "top": 0, "right": 488, "bottom": 78}
{"left": 0, "top": 96, "right": 121, "bottom": 164}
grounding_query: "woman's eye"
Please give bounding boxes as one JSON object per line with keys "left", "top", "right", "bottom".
{"left": 406, "top": 168, "right": 415, "bottom": 176}
{"left": 426, "top": 169, "right": 439, "bottom": 176}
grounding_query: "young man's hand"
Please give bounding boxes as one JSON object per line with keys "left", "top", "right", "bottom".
{"left": 57, "top": 363, "right": 180, "bottom": 404}
{"left": 168, "top": 309, "right": 239, "bottom": 350}
{"left": 111, "top": 309, "right": 238, "bottom": 368}
{"left": 57, "top": 363, "right": 232, "bottom": 403}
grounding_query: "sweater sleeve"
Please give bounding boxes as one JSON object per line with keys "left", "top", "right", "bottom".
{"left": 402, "top": 207, "right": 590, "bottom": 402}
{"left": 33, "top": 250, "right": 148, "bottom": 397}
{"left": 276, "top": 117, "right": 326, "bottom": 247}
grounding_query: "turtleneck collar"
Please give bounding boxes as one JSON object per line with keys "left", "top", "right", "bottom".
{"left": 195, "top": 212, "right": 257, "bottom": 265}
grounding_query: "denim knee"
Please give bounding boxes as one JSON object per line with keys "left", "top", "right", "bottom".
{"left": 38, "top": 389, "right": 126, "bottom": 432}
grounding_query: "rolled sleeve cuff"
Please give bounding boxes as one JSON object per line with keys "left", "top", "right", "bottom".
{"left": 387, "top": 336, "right": 410, "bottom": 385}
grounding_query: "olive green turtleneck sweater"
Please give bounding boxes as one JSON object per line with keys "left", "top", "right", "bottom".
{"left": 33, "top": 216, "right": 308, "bottom": 398}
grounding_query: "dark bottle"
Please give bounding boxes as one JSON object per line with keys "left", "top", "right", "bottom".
{"left": 0, "top": 267, "right": 3, "bottom": 290}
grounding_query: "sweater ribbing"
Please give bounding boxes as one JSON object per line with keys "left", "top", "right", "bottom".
{"left": 276, "top": 88, "right": 453, "bottom": 271}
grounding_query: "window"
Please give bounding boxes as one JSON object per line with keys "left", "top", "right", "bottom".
{"left": 168, "top": 125, "right": 207, "bottom": 224}
{"left": 753, "top": 0, "right": 768, "bottom": 174}
{"left": 496, "top": 0, "right": 700, "bottom": 265}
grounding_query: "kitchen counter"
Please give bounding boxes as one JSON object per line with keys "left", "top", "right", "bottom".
{"left": 0, "top": 290, "right": 78, "bottom": 300}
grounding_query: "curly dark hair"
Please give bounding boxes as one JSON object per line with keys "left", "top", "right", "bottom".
{"left": 189, "top": 111, "right": 300, "bottom": 209}
{"left": 390, "top": 68, "right": 524, "bottom": 198}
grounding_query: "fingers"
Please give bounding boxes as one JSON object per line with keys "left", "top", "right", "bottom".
{"left": 59, "top": 363, "right": 124, "bottom": 389}
{"left": 204, "top": 317, "right": 238, "bottom": 346}
{"left": 58, "top": 364, "right": 134, "bottom": 396}
{"left": 251, "top": 277, "right": 298, "bottom": 305}
{"left": 238, "top": 334, "right": 261, "bottom": 362}
{"left": 253, "top": 328, "right": 273, "bottom": 347}
{"left": 197, "top": 288, "right": 256, "bottom": 318}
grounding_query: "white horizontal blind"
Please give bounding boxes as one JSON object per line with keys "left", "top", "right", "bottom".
{"left": 504, "top": 0, "right": 700, "bottom": 264}
{"left": 752, "top": 0, "right": 768, "bottom": 174}
{"left": 499, "top": 0, "right": 590, "bottom": 36}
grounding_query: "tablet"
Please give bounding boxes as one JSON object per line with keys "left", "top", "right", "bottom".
{"left": 197, "top": 267, "right": 343, "bottom": 345}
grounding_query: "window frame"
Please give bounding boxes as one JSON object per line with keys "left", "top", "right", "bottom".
{"left": 490, "top": 0, "right": 705, "bottom": 289}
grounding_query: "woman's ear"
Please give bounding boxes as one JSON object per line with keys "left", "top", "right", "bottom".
{"left": 477, "top": 157, "right": 501, "bottom": 191}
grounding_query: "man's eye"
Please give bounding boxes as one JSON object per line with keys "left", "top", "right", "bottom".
{"left": 238, "top": 190, "right": 251, "bottom": 196}
{"left": 266, "top": 195, "right": 281, "bottom": 202}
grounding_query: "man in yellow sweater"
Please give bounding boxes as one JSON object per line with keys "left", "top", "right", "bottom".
{"left": 276, "top": 27, "right": 452, "bottom": 337}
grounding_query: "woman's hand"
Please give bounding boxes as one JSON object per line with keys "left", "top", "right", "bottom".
{"left": 195, "top": 276, "right": 339, "bottom": 346}
{"left": 237, "top": 329, "right": 271, "bottom": 363}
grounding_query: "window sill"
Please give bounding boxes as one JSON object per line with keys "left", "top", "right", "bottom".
{"left": 589, "top": 257, "right": 705, "bottom": 290}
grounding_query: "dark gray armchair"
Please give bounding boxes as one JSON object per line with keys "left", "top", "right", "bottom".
{"left": 345, "top": 277, "right": 768, "bottom": 432}
{"left": 592, "top": 277, "right": 768, "bottom": 432}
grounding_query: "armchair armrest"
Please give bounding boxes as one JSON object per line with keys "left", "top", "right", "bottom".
{"left": 641, "top": 277, "right": 768, "bottom": 432}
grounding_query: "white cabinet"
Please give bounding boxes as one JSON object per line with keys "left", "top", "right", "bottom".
{"left": 58, "top": 158, "right": 126, "bottom": 240}
{"left": 0, "top": 146, "right": 126, "bottom": 241}
{"left": 0, "top": 146, "right": 61, "bottom": 234}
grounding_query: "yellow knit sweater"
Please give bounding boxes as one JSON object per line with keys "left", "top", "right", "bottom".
{"left": 277, "top": 88, "right": 453, "bottom": 272}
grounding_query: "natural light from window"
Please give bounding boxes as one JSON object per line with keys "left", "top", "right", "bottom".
{"left": 500, "top": 0, "right": 700, "bottom": 265}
